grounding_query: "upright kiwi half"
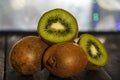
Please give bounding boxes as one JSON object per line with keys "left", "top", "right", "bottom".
{"left": 77, "top": 34, "right": 108, "bottom": 70}
{"left": 37, "top": 8, "right": 78, "bottom": 44}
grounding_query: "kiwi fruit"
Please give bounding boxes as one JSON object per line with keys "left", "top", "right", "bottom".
{"left": 37, "top": 8, "right": 78, "bottom": 44}
{"left": 43, "top": 42, "right": 88, "bottom": 78}
{"left": 9, "top": 36, "right": 48, "bottom": 75}
{"left": 77, "top": 34, "right": 108, "bottom": 70}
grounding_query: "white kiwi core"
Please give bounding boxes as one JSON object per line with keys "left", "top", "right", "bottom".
{"left": 50, "top": 22, "right": 66, "bottom": 31}
{"left": 90, "top": 45, "right": 98, "bottom": 57}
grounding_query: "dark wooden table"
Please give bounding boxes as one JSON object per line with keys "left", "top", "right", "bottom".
{"left": 0, "top": 36, "right": 5, "bottom": 80}
{"left": 0, "top": 31, "right": 120, "bottom": 80}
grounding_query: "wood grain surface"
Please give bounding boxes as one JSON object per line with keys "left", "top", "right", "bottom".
{"left": 0, "top": 36, "right": 5, "bottom": 80}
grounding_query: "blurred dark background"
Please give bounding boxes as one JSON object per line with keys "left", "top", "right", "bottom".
{"left": 0, "top": 0, "right": 120, "bottom": 80}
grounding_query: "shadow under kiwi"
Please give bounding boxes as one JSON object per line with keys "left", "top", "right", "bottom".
{"left": 6, "top": 70, "right": 34, "bottom": 80}
{"left": 47, "top": 68, "right": 112, "bottom": 80}
{"left": 84, "top": 68, "right": 112, "bottom": 80}
{"left": 46, "top": 70, "right": 87, "bottom": 80}
{"left": 6, "top": 68, "right": 50, "bottom": 80}
{"left": 47, "top": 74, "right": 74, "bottom": 80}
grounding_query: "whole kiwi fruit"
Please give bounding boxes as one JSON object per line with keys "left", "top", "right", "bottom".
{"left": 37, "top": 8, "right": 78, "bottom": 44}
{"left": 9, "top": 36, "right": 49, "bottom": 75}
{"left": 43, "top": 42, "right": 88, "bottom": 78}
{"left": 77, "top": 34, "right": 108, "bottom": 70}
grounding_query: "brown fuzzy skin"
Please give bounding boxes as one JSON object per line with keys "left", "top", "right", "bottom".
{"left": 43, "top": 42, "right": 88, "bottom": 78}
{"left": 9, "top": 36, "right": 49, "bottom": 75}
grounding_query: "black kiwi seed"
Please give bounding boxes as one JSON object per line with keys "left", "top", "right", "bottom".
{"left": 37, "top": 8, "right": 78, "bottom": 44}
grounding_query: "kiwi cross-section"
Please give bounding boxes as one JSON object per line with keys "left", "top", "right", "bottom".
{"left": 37, "top": 8, "right": 78, "bottom": 44}
{"left": 77, "top": 34, "right": 108, "bottom": 70}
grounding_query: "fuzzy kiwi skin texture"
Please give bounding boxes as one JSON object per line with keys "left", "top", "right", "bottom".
{"left": 9, "top": 36, "right": 49, "bottom": 75}
{"left": 37, "top": 8, "right": 78, "bottom": 44}
{"left": 43, "top": 42, "right": 88, "bottom": 78}
{"left": 77, "top": 34, "right": 108, "bottom": 70}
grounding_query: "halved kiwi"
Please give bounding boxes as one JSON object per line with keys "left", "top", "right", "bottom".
{"left": 37, "top": 8, "right": 78, "bottom": 44}
{"left": 77, "top": 34, "right": 108, "bottom": 70}
{"left": 43, "top": 42, "right": 88, "bottom": 78}
{"left": 9, "top": 36, "right": 48, "bottom": 75}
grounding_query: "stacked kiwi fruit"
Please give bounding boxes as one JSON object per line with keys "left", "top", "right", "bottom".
{"left": 9, "top": 8, "right": 108, "bottom": 78}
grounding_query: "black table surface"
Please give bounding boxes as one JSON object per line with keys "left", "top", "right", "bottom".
{"left": 0, "top": 31, "right": 120, "bottom": 80}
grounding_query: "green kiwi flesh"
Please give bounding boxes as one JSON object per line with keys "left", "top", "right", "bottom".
{"left": 9, "top": 36, "right": 48, "bottom": 75}
{"left": 78, "top": 34, "right": 108, "bottom": 69}
{"left": 43, "top": 42, "right": 88, "bottom": 78}
{"left": 37, "top": 8, "right": 78, "bottom": 44}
